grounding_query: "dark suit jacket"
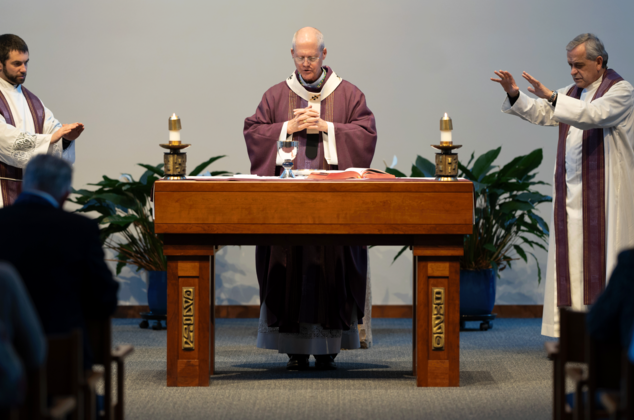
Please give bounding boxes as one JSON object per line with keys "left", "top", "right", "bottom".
{"left": 0, "top": 192, "right": 119, "bottom": 367}
{"left": 587, "top": 248, "right": 634, "bottom": 349}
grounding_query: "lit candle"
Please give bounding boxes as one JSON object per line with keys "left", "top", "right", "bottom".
{"left": 440, "top": 112, "right": 453, "bottom": 145}
{"left": 169, "top": 113, "right": 181, "bottom": 144}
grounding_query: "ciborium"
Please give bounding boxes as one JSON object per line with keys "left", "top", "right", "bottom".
{"left": 160, "top": 114, "right": 190, "bottom": 180}
{"left": 431, "top": 113, "right": 461, "bottom": 181}
{"left": 277, "top": 140, "right": 299, "bottom": 178}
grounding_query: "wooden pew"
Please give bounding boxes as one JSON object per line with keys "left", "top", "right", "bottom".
{"left": 581, "top": 335, "right": 622, "bottom": 419}
{"left": 86, "top": 318, "right": 134, "bottom": 420}
{"left": 600, "top": 350, "right": 634, "bottom": 420}
{"left": 545, "top": 308, "right": 587, "bottom": 420}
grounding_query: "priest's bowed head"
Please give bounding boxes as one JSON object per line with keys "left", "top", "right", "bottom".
{"left": 243, "top": 27, "right": 377, "bottom": 370}
{"left": 491, "top": 33, "right": 634, "bottom": 338}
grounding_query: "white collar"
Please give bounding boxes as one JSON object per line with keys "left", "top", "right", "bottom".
{"left": 0, "top": 76, "right": 21, "bottom": 92}
{"left": 286, "top": 69, "right": 342, "bottom": 102}
{"left": 584, "top": 73, "right": 604, "bottom": 94}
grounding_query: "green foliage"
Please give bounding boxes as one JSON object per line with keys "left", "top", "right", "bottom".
{"left": 70, "top": 156, "right": 230, "bottom": 275}
{"left": 386, "top": 147, "right": 551, "bottom": 283}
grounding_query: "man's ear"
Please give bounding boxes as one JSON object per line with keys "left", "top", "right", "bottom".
{"left": 322, "top": 48, "right": 327, "bottom": 60}
{"left": 597, "top": 56, "right": 604, "bottom": 69}
{"left": 290, "top": 49, "right": 295, "bottom": 57}
{"left": 58, "top": 191, "right": 70, "bottom": 208}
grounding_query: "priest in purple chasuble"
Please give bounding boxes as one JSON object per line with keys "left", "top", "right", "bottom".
{"left": 491, "top": 33, "right": 634, "bottom": 337}
{"left": 0, "top": 34, "right": 83, "bottom": 208}
{"left": 243, "top": 27, "right": 377, "bottom": 370}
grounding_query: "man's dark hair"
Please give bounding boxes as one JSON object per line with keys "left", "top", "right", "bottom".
{"left": 0, "top": 34, "right": 29, "bottom": 65}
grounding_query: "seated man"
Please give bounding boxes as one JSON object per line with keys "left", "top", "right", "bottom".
{"left": 0, "top": 261, "right": 46, "bottom": 407}
{"left": 0, "top": 154, "right": 119, "bottom": 368}
{"left": 587, "top": 248, "right": 634, "bottom": 349}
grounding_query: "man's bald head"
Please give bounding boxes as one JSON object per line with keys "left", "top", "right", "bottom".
{"left": 292, "top": 27, "right": 325, "bottom": 52}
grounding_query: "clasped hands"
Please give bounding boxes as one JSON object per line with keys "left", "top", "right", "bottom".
{"left": 51, "top": 122, "right": 85, "bottom": 143}
{"left": 287, "top": 105, "right": 328, "bottom": 134}
{"left": 491, "top": 70, "right": 554, "bottom": 101}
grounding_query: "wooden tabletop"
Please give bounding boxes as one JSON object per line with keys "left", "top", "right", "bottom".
{"left": 154, "top": 179, "right": 474, "bottom": 237}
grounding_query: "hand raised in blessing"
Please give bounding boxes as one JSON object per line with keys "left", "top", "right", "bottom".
{"left": 491, "top": 70, "right": 520, "bottom": 97}
{"left": 522, "top": 72, "right": 554, "bottom": 100}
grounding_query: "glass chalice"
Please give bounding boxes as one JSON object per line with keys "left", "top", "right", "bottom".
{"left": 277, "top": 140, "right": 299, "bottom": 178}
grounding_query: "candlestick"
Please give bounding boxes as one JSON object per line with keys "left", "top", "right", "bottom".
{"left": 160, "top": 113, "right": 190, "bottom": 180}
{"left": 432, "top": 113, "right": 461, "bottom": 182}
{"left": 440, "top": 112, "right": 453, "bottom": 145}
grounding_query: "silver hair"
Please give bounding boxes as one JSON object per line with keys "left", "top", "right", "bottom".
{"left": 23, "top": 154, "right": 72, "bottom": 201}
{"left": 291, "top": 28, "right": 325, "bottom": 52}
{"left": 566, "top": 33, "right": 608, "bottom": 68}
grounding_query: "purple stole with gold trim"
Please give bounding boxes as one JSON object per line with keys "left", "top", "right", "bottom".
{"left": 554, "top": 68, "right": 623, "bottom": 307}
{"left": 0, "top": 86, "right": 45, "bottom": 206}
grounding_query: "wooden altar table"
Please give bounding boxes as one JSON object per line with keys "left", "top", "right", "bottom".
{"left": 153, "top": 178, "right": 474, "bottom": 387}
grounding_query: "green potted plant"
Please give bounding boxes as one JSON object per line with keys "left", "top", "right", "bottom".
{"left": 386, "top": 147, "right": 551, "bottom": 329}
{"left": 70, "top": 156, "right": 230, "bottom": 328}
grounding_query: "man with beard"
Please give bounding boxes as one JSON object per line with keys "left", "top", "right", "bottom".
{"left": 244, "top": 27, "right": 377, "bottom": 370}
{"left": 0, "top": 34, "right": 83, "bottom": 207}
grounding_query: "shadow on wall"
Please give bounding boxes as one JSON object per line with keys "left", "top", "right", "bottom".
{"left": 110, "top": 246, "right": 260, "bottom": 306}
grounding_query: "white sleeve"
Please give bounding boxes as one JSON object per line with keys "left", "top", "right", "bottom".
{"left": 276, "top": 121, "right": 290, "bottom": 166}
{"left": 323, "top": 122, "right": 338, "bottom": 166}
{"left": 553, "top": 81, "right": 634, "bottom": 130}
{"left": 0, "top": 115, "right": 53, "bottom": 169}
{"left": 501, "top": 90, "right": 560, "bottom": 127}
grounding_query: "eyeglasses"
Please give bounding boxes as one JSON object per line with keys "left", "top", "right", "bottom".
{"left": 293, "top": 55, "right": 320, "bottom": 64}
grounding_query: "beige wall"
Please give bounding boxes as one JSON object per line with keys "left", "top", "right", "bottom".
{"left": 4, "top": 0, "right": 633, "bottom": 305}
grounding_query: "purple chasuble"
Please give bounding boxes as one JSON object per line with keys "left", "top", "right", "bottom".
{"left": 554, "top": 69, "right": 623, "bottom": 307}
{"left": 0, "top": 86, "right": 45, "bottom": 206}
{"left": 244, "top": 66, "right": 377, "bottom": 333}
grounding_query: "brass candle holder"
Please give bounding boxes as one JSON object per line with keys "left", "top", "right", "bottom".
{"left": 431, "top": 113, "right": 461, "bottom": 181}
{"left": 160, "top": 114, "right": 190, "bottom": 180}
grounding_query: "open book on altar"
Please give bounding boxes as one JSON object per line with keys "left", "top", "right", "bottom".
{"left": 306, "top": 168, "right": 395, "bottom": 180}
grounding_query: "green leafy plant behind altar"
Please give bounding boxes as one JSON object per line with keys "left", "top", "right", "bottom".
{"left": 385, "top": 147, "right": 551, "bottom": 282}
{"left": 70, "top": 156, "right": 231, "bottom": 275}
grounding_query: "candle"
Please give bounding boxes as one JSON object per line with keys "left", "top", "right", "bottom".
{"left": 169, "top": 113, "right": 182, "bottom": 144}
{"left": 440, "top": 112, "right": 453, "bottom": 145}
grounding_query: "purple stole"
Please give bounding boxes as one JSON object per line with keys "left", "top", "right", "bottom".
{"left": 554, "top": 69, "right": 623, "bottom": 307}
{"left": 0, "top": 86, "right": 45, "bottom": 206}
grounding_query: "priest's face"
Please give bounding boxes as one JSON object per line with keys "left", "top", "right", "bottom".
{"left": 0, "top": 50, "right": 29, "bottom": 85}
{"left": 291, "top": 40, "right": 327, "bottom": 83}
{"left": 567, "top": 43, "right": 603, "bottom": 89}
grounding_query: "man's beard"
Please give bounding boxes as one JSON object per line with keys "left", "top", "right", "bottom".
{"left": 2, "top": 67, "right": 25, "bottom": 85}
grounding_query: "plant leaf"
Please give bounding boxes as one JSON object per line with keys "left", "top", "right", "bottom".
{"left": 484, "top": 243, "right": 497, "bottom": 252}
{"left": 102, "top": 214, "right": 140, "bottom": 226}
{"left": 391, "top": 246, "right": 408, "bottom": 264}
{"left": 513, "top": 245, "right": 528, "bottom": 262}
{"left": 529, "top": 252, "right": 543, "bottom": 284}
{"left": 415, "top": 155, "right": 436, "bottom": 177}
{"left": 385, "top": 167, "right": 407, "bottom": 178}
{"left": 499, "top": 201, "right": 534, "bottom": 213}
{"left": 188, "top": 155, "right": 226, "bottom": 176}
{"left": 410, "top": 165, "right": 425, "bottom": 178}
{"left": 138, "top": 163, "right": 165, "bottom": 177}
{"left": 471, "top": 147, "right": 501, "bottom": 181}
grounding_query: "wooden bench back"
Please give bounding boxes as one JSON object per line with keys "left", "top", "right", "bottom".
{"left": 559, "top": 308, "right": 586, "bottom": 363}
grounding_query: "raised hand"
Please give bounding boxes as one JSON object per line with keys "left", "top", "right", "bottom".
{"left": 51, "top": 123, "right": 85, "bottom": 143}
{"left": 522, "top": 72, "right": 553, "bottom": 100}
{"left": 491, "top": 70, "right": 520, "bottom": 97}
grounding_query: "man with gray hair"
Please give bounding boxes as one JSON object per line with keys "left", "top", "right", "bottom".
{"left": 244, "top": 27, "right": 377, "bottom": 370}
{"left": 491, "top": 33, "right": 634, "bottom": 337}
{"left": 0, "top": 154, "right": 119, "bottom": 368}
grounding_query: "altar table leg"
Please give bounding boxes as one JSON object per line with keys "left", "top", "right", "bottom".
{"left": 166, "top": 254, "right": 215, "bottom": 387}
{"left": 413, "top": 247, "right": 460, "bottom": 387}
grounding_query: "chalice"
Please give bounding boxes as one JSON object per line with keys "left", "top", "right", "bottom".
{"left": 277, "top": 140, "right": 299, "bottom": 178}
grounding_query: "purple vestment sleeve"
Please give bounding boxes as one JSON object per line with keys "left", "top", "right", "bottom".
{"left": 243, "top": 86, "right": 288, "bottom": 176}
{"left": 332, "top": 90, "right": 377, "bottom": 168}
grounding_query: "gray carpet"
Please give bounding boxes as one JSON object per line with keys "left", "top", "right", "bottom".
{"left": 112, "top": 318, "right": 552, "bottom": 420}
